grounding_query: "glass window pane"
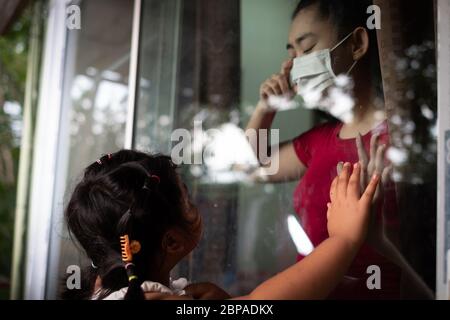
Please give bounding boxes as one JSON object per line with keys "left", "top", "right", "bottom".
{"left": 134, "top": 0, "right": 314, "bottom": 296}
{"left": 133, "top": 0, "right": 438, "bottom": 300}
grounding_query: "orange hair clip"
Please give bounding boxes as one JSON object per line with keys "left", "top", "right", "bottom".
{"left": 120, "top": 235, "right": 133, "bottom": 262}
{"left": 120, "top": 235, "right": 141, "bottom": 262}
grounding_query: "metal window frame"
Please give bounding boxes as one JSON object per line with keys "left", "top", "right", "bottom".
{"left": 436, "top": 0, "right": 450, "bottom": 301}
{"left": 124, "top": 0, "right": 142, "bottom": 149}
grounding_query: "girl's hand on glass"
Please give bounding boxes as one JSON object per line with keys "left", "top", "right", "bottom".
{"left": 327, "top": 162, "right": 380, "bottom": 248}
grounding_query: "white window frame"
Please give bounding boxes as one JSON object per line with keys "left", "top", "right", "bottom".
{"left": 24, "top": 0, "right": 68, "bottom": 300}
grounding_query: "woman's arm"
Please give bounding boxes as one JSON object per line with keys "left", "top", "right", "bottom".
{"left": 245, "top": 59, "right": 307, "bottom": 183}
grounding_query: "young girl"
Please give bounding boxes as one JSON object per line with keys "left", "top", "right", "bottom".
{"left": 62, "top": 149, "right": 379, "bottom": 300}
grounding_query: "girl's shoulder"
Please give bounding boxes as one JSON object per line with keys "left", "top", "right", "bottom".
{"left": 94, "top": 278, "right": 189, "bottom": 300}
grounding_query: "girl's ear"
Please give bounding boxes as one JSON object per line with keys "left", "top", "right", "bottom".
{"left": 162, "top": 229, "right": 185, "bottom": 255}
{"left": 351, "top": 27, "right": 369, "bottom": 61}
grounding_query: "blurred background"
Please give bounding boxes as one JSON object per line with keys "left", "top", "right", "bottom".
{"left": 0, "top": 0, "right": 447, "bottom": 300}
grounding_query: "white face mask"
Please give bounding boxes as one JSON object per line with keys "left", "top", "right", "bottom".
{"left": 290, "top": 32, "right": 358, "bottom": 98}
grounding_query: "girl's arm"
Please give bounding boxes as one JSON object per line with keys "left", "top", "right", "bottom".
{"left": 234, "top": 162, "right": 380, "bottom": 300}
{"left": 149, "top": 163, "right": 378, "bottom": 301}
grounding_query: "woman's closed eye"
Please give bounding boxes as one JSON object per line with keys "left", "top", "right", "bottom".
{"left": 303, "top": 45, "right": 315, "bottom": 54}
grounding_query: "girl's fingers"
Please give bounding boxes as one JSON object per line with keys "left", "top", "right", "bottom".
{"left": 336, "top": 161, "right": 344, "bottom": 176}
{"left": 347, "top": 163, "right": 361, "bottom": 199}
{"left": 330, "top": 176, "right": 338, "bottom": 202}
{"left": 360, "top": 174, "right": 381, "bottom": 208}
{"left": 337, "top": 162, "right": 351, "bottom": 197}
{"left": 326, "top": 202, "right": 331, "bottom": 220}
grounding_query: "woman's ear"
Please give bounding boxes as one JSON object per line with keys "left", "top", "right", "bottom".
{"left": 351, "top": 27, "right": 370, "bottom": 61}
{"left": 162, "top": 229, "right": 185, "bottom": 255}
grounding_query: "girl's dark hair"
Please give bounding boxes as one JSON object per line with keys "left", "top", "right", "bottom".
{"left": 61, "top": 149, "right": 192, "bottom": 300}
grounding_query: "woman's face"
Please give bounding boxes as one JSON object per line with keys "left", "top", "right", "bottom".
{"left": 286, "top": 3, "right": 355, "bottom": 77}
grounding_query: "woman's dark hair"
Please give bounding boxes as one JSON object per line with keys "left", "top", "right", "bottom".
{"left": 61, "top": 149, "right": 192, "bottom": 300}
{"left": 292, "top": 0, "right": 374, "bottom": 38}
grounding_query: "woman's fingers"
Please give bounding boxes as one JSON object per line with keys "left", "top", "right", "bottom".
{"left": 260, "top": 83, "right": 275, "bottom": 100}
{"left": 374, "top": 144, "right": 386, "bottom": 174}
{"left": 367, "top": 134, "right": 378, "bottom": 174}
{"left": 269, "top": 74, "right": 291, "bottom": 96}
{"left": 281, "top": 58, "right": 293, "bottom": 76}
{"left": 369, "top": 134, "right": 379, "bottom": 162}
{"left": 360, "top": 174, "right": 381, "bottom": 208}
{"left": 356, "top": 134, "right": 368, "bottom": 189}
{"left": 356, "top": 133, "right": 368, "bottom": 167}
{"left": 276, "top": 75, "right": 291, "bottom": 96}
{"left": 267, "top": 78, "right": 282, "bottom": 95}
{"left": 381, "top": 164, "right": 392, "bottom": 185}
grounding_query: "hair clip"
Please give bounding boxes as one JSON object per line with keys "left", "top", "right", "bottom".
{"left": 120, "top": 235, "right": 141, "bottom": 262}
{"left": 130, "top": 240, "right": 141, "bottom": 254}
{"left": 120, "top": 235, "right": 133, "bottom": 262}
{"left": 96, "top": 153, "right": 112, "bottom": 166}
